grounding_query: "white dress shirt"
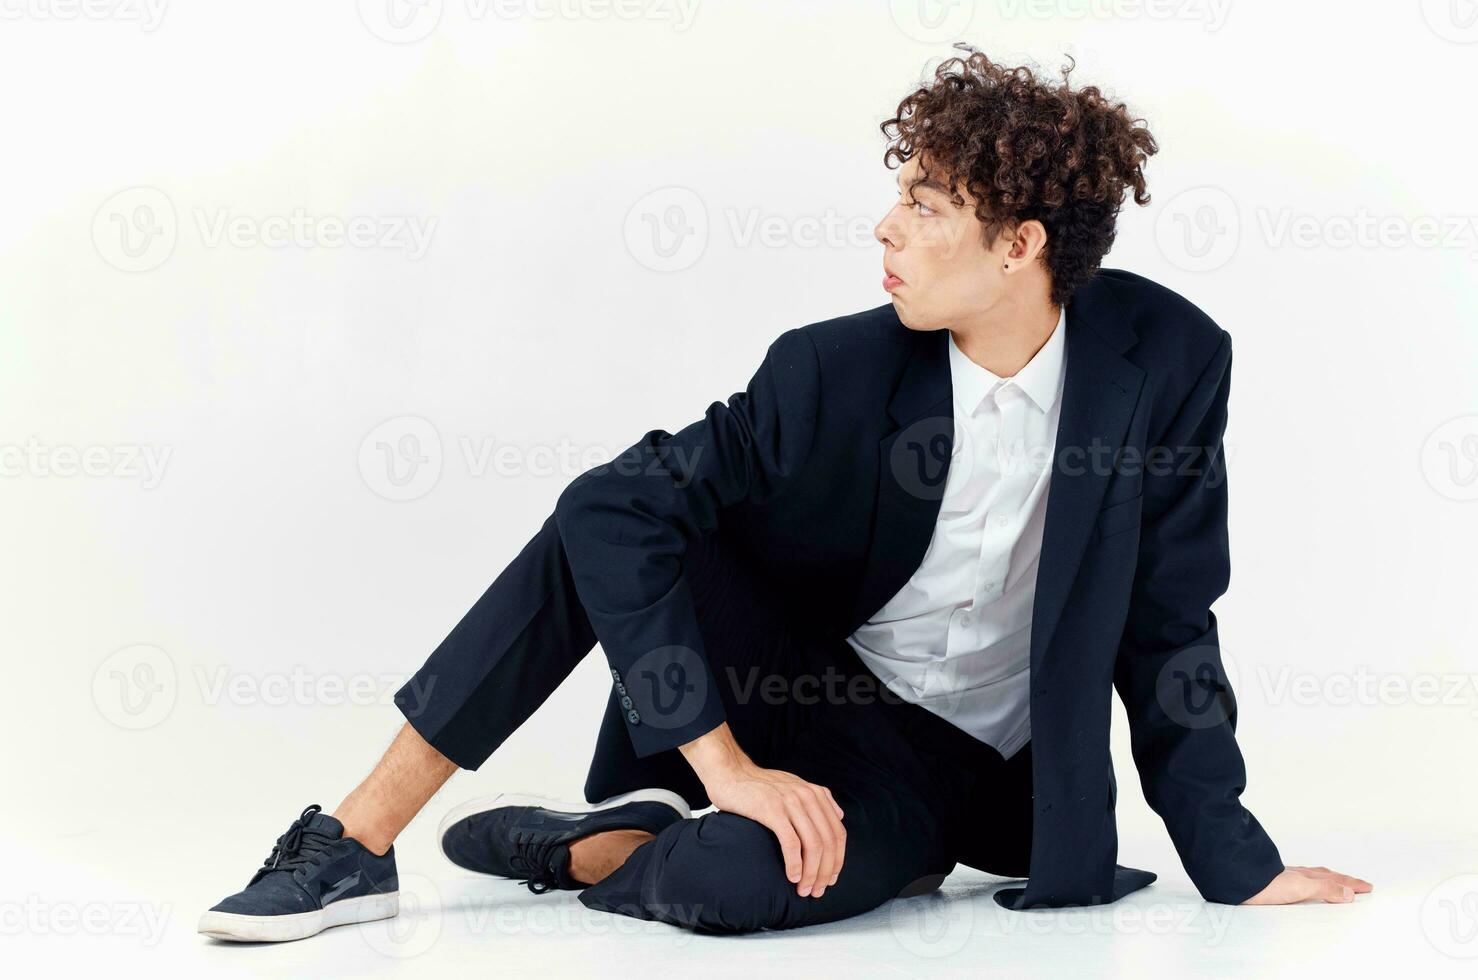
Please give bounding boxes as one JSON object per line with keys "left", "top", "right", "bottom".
{"left": 846, "top": 308, "right": 1067, "bottom": 759}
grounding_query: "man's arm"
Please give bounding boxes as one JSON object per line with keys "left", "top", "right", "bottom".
{"left": 553, "top": 327, "right": 845, "bottom": 899}
{"left": 1111, "top": 330, "right": 1368, "bottom": 905}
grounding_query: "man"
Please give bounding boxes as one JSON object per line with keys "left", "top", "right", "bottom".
{"left": 199, "top": 48, "right": 1370, "bottom": 942}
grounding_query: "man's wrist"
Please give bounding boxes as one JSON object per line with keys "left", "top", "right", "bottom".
{"left": 679, "top": 722, "right": 754, "bottom": 788}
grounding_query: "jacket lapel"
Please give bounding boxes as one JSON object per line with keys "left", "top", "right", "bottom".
{"left": 848, "top": 330, "right": 953, "bottom": 631}
{"left": 1028, "top": 295, "right": 1144, "bottom": 667}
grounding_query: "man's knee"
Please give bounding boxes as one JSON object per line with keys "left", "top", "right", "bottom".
{"left": 645, "top": 812, "right": 796, "bottom": 934}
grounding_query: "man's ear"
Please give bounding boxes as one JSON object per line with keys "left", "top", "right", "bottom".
{"left": 1006, "top": 219, "right": 1049, "bottom": 265}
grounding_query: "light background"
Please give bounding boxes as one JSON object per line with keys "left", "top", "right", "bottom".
{"left": 2, "top": 1, "right": 1475, "bottom": 976}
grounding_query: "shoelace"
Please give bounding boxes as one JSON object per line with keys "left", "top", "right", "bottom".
{"left": 506, "top": 830, "right": 565, "bottom": 894}
{"left": 249, "top": 804, "right": 336, "bottom": 885}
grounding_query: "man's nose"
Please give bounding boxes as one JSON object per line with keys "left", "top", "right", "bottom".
{"left": 875, "top": 206, "right": 903, "bottom": 248}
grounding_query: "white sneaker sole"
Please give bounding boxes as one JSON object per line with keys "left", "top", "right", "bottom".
{"left": 437, "top": 787, "right": 692, "bottom": 873}
{"left": 197, "top": 891, "right": 399, "bottom": 943}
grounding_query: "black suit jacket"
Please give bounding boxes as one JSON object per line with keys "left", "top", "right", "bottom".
{"left": 553, "top": 268, "right": 1285, "bottom": 908}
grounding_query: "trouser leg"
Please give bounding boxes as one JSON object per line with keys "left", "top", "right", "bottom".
{"left": 393, "top": 510, "right": 810, "bottom": 788}
{"left": 393, "top": 511, "right": 598, "bottom": 770}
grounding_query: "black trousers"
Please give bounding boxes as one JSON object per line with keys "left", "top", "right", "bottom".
{"left": 397, "top": 513, "right": 1035, "bottom": 934}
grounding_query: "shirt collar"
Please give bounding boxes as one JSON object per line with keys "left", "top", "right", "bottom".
{"left": 947, "top": 305, "right": 1067, "bottom": 415}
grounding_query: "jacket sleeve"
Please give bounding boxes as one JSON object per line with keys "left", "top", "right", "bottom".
{"left": 553, "top": 327, "right": 822, "bottom": 757}
{"left": 1111, "top": 330, "right": 1286, "bottom": 904}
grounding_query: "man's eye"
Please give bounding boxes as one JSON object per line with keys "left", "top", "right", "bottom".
{"left": 917, "top": 202, "right": 936, "bottom": 216}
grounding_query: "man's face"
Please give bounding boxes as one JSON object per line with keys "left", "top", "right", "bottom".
{"left": 874, "top": 154, "right": 1007, "bottom": 330}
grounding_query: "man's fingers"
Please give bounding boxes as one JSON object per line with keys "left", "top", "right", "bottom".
{"left": 767, "top": 810, "right": 803, "bottom": 885}
{"left": 819, "top": 787, "right": 846, "bottom": 887}
{"left": 1318, "top": 877, "right": 1356, "bottom": 904}
{"left": 784, "top": 796, "right": 825, "bottom": 897}
{"left": 806, "top": 789, "right": 841, "bottom": 897}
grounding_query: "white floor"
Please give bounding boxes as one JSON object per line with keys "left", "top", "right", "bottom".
{"left": 5, "top": 807, "right": 1475, "bottom": 980}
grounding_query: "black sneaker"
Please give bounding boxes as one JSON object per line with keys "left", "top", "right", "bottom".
{"left": 198, "top": 804, "right": 399, "bottom": 942}
{"left": 438, "top": 789, "right": 690, "bottom": 893}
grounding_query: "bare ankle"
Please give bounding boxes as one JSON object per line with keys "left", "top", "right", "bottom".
{"left": 334, "top": 802, "right": 397, "bottom": 856}
{"left": 567, "top": 829, "right": 655, "bottom": 885}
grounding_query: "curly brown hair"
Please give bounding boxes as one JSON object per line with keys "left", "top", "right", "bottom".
{"left": 881, "top": 45, "right": 1158, "bottom": 306}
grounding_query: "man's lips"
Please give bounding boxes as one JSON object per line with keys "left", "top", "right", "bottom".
{"left": 883, "top": 272, "right": 904, "bottom": 291}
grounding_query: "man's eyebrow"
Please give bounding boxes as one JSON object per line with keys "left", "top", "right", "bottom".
{"left": 896, "top": 175, "right": 954, "bottom": 197}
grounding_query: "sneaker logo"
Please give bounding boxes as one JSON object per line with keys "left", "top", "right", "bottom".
{"left": 536, "top": 810, "right": 589, "bottom": 823}
{"left": 321, "top": 870, "right": 362, "bottom": 904}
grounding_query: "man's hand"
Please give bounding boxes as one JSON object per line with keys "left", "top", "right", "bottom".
{"left": 680, "top": 723, "right": 846, "bottom": 898}
{"left": 1241, "top": 866, "right": 1372, "bottom": 905}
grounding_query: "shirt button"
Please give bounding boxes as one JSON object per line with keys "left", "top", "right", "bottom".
{"left": 626, "top": 709, "right": 641, "bottom": 725}
{"left": 961, "top": 615, "right": 972, "bottom": 626}
{"left": 985, "top": 582, "right": 999, "bottom": 592}
{"left": 620, "top": 696, "right": 633, "bottom": 710}
{"left": 995, "top": 515, "right": 1008, "bottom": 527}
